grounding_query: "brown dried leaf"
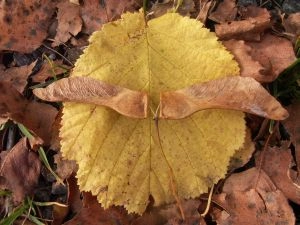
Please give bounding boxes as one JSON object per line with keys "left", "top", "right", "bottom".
{"left": 32, "top": 60, "right": 69, "bottom": 83}
{"left": 0, "top": 61, "right": 36, "bottom": 92}
{"left": 283, "top": 12, "right": 300, "bottom": 42}
{"left": 0, "top": 82, "right": 58, "bottom": 145}
{"left": 63, "top": 201, "right": 131, "bottom": 225}
{"left": 223, "top": 40, "right": 268, "bottom": 82}
{"left": 246, "top": 33, "right": 297, "bottom": 80}
{"left": 212, "top": 168, "right": 295, "bottom": 225}
{"left": 256, "top": 144, "right": 300, "bottom": 204}
{"left": 160, "top": 76, "right": 288, "bottom": 120}
{"left": 0, "top": 0, "right": 56, "bottom": 53}
{"left": 215, "top": 7, "right": 271, "bottom": 41}
{"left": 150, "top": 0, "right": 195, "bottom": 18}
{"left": 80, "top": 0, "right": 142, "bottom": 34}
{"left": 209, "top": 0, "right": 237, "bottom": 23}
{"left": 282, "top": 100, "right": 300, "bottom": 168}
{"left": 33, "top": 77, "right": 148, "bottom": 118}
{"left": 54, "top": 152, "right": 77, "bottom": 180}
{"left": 196, "top": 0, "right": 213, "bottom": 23}
{"left": 52, "top": 1, "right": 82, "bottom": 47}
{"left": 0, "top": 138, "right": 41, "bottom": 203}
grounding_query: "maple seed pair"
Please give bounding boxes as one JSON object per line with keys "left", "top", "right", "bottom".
{"left": 33, "top": 76, "right": 289, "bottom": 120}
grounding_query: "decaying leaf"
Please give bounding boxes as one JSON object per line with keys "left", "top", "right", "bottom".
{"left": 222, "top": 39, "right": 267, "bottom": 82}
{"left": 215, "top": 6, "right": 271, "bottom": 41}
{"left": 32, "top": 60, "right": 69, "bottom": 83}
{"left": 54, "top": 152, "right": 77, "bottom": 180}
{"left": 223, "top": 34, "right": 296, "bottom": 83}
{"left": 0, "top": 138, "right": 41, "bottom": 203}
{"left": 34, "top": 77, "right": 148, "bottom": 118}
{"left": 208, "top": 0, "right": 237, "bottom": 23}
{"left": 256, "top": 144, "right": 300, "bottom": 204}
{"left": 282, "top": 100, "right": 300, "bottom": 168}
{"left": 160, "top": 76, "right": 288, "bottom": 120}
{"left": 246, "top": 33, "right": 297, "bottom": 81}
{"left": 61, "top": 11, "right": 248, "bottom": 214}
{"left": 80, "top": 0, "right": 142, "bottom": 34}
{"left": 283, "top": 12, "right": 300, "bottom": 42}
{"left": 52, "top": 1, "right": 82, "bottom": 47}
{"left": 63, "top": 197, "right": 131, "bottom": 225}
{"left": 0, "top": 0, "right": 56, "bottom": 52}
{"left": 212, "top": 168, "right": 295, "bottom": 225}
{"left": 0, "top": 61, "right": 36, "bottom": 92}
{"left": 0, "top": 82, "right": 57, "bottom": 145}
{"left": 149, "top": 0, "right": 195, "bottom": 18}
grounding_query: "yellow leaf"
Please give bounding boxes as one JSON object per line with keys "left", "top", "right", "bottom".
{"left": 61, "top": 11, "right": 246, "bottom": 214}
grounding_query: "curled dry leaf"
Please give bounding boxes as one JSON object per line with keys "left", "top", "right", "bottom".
{"left": 0, "top": 82, "right": 58, "bottom": 145}
{"left": 33, "top": 77, "right": 148, "bottom": 118}
{"left": 0, "top": 61, "right": 36, "bottom": 92}
{"left": 32, "top": 60, "right": 69, "bottom": 83}
{"left": 208, "top": 0, "right": 237, "bottom": 23}
{"left": 54, "top": 152, "right": 77, "bottom": 180}
{"left": 160, "top": 76, "right": 289, "bottom": 120}
{"left": 256, "top": 144, "right": 300, "bottom": 204}
{"left": 283, "top": 12, "right": 300, "bottom": 42}
{"left": 282, "top": 100, "right": 300, "bottom": 168}
{"left": 63, "top": 200, "right": 131, "bottom": 225}
{"left": 222, "top": 40, "right": 268, "bottom": 82}
{"left": 223, "top": 34, "right": 296, "bottom": 82}
{"left": 0, "top": 138, "right": 41, "bottom": 203}
{"left": 212, "top": 168, "right": 295, "bottom": 225}
{"left": 52, "top": 1, "right": 82, "bottom": 47}
{"left": 246, "top": 33, "right": 297, "bottom": 80}
{"left": 196, "top": 0, "right": 213, "bottom": 23}
{"left": 215, "top": 6, "right": 270, "bottom": 41}
{"left": 0, "top": 0, "right": 56, "bottom": 53}
{"left": 80, "top": 0, "right": 142, "bottom": 34}
{"left": 149, "top": 0, "right": 195, "bottom": 18}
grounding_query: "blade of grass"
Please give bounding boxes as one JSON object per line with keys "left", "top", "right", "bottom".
{"left": 0, "top": 203, "right": 27, "bottom": 225}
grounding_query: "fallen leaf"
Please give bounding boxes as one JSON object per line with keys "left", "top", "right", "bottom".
{"left": 0, "top": 0, "right": 56, "bottom": 53}
{"left": 215, "top": 6, "right": 271, "bottom": 41}
{"left": 54, "top": 152, "right": 77, "bottom": 180}
{"left": 212, "top": 168, "right": 295, "bottom": 225}
{"left": 33, "top": 77, "right": 148, "bottom": 118}
{"left": 67, "top": 175, "right": 83, "bottom": 214}
{"left": 160, "top": 76, "right": 288, "bottom": 120}
{"left": 150, "top": 0, "right": 195, "bottom": 18}
{"left": 209, "top": 0, "right": 237, "bottom": 23}
{"left": 80, "top": 0, "right": 142, "bottom": 34}
{"left": 0, "top": 61, "right": 36, "bottom": 92}
{"left": 52, "top": 1, "right": 82, "bottom": 47}
{"left": 246, "top": 33, "right": 297, "bottom": 80}
{"left": 282, "top": 100, "right": 300, "bottom": 168}
{"left": 283, "top": 12, "right": 300, "bottom": 42}
{"left": 52, "top": 204, "right": 69, "bottom": 225}
{"left": 32, "top": 60, "right": 69, "bottom": 83}
{"left": 0, "top": 138, "right": 41, "bottom": 203}
{"left": 63, "top": 200, "right": 131, "bottom": 225}
{"left": 0, "top": 82, "right": 58, "bottom": 145}
{"left": 222, "top": 39, "right": 268, "bottom": 82}
{"left": 256, "top": 144, "right": 300, "bottom": 204}
{"left": 61, "top": 11, "right": 247, "bottom": 214}
{"left": 239, "top": 5, "right": 269, "bottom": 18}
{"left": 196, "top": 0, "right": 213, "bottom": 23}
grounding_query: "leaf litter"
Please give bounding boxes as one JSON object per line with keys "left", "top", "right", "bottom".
{"left": 0, "top": 0, "right": 299, "bottom": 224}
